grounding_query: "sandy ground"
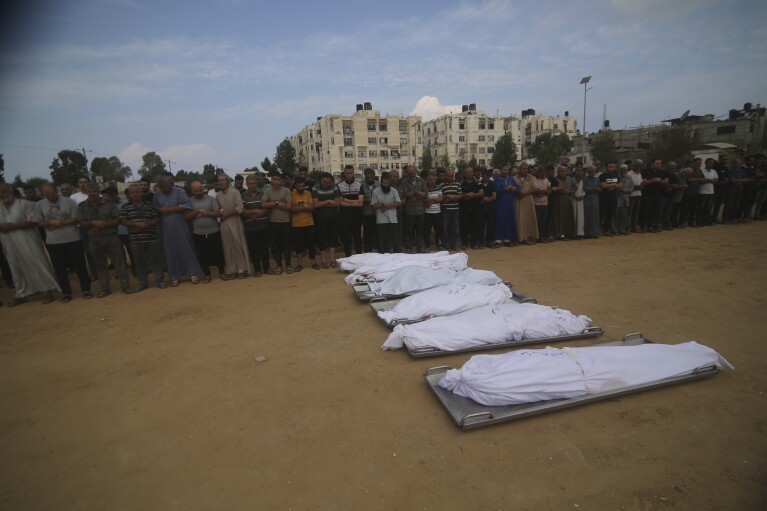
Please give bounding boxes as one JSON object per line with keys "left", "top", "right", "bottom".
{"left": 1, "top": 223, "right": 766, "bottom": 511}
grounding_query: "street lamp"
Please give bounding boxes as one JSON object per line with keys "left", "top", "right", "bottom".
{"left": 580, "top": 76, "right": 592, "bottom": 166}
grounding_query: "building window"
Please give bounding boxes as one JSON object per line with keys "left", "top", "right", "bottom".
{"left": 391, "top": 150, "right": 400, "bottom": 159}
{"left": 368, "top": 137, "right": 377, "bottom": 145}
{"left": 459, "top": 135, "right": 465, "bottom": 142}
{"left": 479, "top": 122, "right": 485, "bottom": 129}
{"left": 399, "top": 121, "right": 407, "bottom": 132}
{"left": 488, "top": 122, "right": 494, "bottom": 129}
{"left": 370, "top": 164, "right": 378, "bottom": 170}
{"left": 381, "top": 163, "right": 389, "bottom": 170}
{"left": 400, "top": 137, "right": 408, "bottom": 146}
{"left": 344, "top": 138, "right": 353, "bottom": 146}
{"left": 343, "top": 123, "right": 353, "bottom": 134}
{"left": 478, "top": 135, "right": 485, "bottom": 142}
{"left": 717, "top": 125, "right": 736, "bottom": 135}
{"left": 487, "top": 147, "right": 495, "bottom": 154}
{"left": 358, "top": 151, "right": 366, "bottom": 158}
{"left": 459, "top": 121, "right": 465, "bottom": 130}
{"left": 344, "top": 151, "right": 353, "bottom": 158}
{"left": 479, "top": 159, "right": 486, "bottom": 166}
{"left": 470, "top": 147, "right": 477, "bottom": 154}
{"left": 488, "top": 135, "right": 494, "bottom": 142}
{"left": 380, "top": 150, "right": 388, "bottom": 158}
{"left": 369, "top": 150, "right": 378, "bottom": 157}
{"left": 331, "top": 137, "right": 335, "bottom": 145}
{"left": 379, "top": 137, "right": 388, "bottom": 144}
{"left": 379, "top": 123, "right": 387, "bottom": 131}
{"left": 479, "top": 147, "right": 486, "bottom": 154}
{"left": 368, "top": 123, "right": 376, "bottom": 131}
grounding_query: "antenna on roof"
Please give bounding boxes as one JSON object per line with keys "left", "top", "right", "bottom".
{"left": 680, "top": 109, "right": 690, "bottom": 121}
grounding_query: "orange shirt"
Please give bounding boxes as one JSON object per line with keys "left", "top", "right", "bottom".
{"left": 291, "top": 189, "right": 314, "bottom": 227}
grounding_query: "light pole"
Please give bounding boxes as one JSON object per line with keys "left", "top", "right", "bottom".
{"left": 580, "top": 76, "right": 591, "bottom": 166}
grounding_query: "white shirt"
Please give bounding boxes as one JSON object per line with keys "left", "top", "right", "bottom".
{"left": 699, "top": 168, "right": 718, "bottom": 195}
{"left": 627, "top": 171, "right": 642, "bottom": 197}
{"left": 70, "top": 191, "right": 89, "bottom": 204}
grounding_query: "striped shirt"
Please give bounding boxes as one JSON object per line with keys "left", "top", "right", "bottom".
{"left": 119, "top": 201, "right": 159, "bottom": 242}
{"left": 440, "top": 182, "right": 461, "bottom": 211}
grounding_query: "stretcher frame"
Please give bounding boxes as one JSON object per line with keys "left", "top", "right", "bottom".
{"left": 423, "top": 333, "right": 721, "bottom": 430}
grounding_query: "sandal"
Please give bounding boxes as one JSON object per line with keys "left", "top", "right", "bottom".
{"left": 274, "top": 267, "right": 283, "bottom": 275}
{"left": 191, "top": 276, "right": 201, "bottom": 284}
{"left": 254, "top": 272, "right": 262, "bottom": 278}
{"left": 322, "top": 262, "right": 329, "bottom": 269}
{"left": 60, "top": 295, "right": 72, "bottom": 304}
{"left": 312, "top": 263, "right": 321, "bottom": 270}
{"left": 286, "top": 266, "right": 294, "bottom": 274}
{"left": 96, "top": 291, "right": 111, "bottom": 298}
{"left": 202, "top": 275, "right": 211, "bottom": 284}
{"left": 41, "top": 294, "right": 55, "bottom": 305}
{"left": 83, "top": 292, "right": 94, "bottom": 299}
{"left": 330, "top": 261, "right": 338, "bottom": 268}
{"left": 294, "top": 265, "right": 303, "bottom": 272}
{"left": 169, "top": 280, "right": 179, "bottom": 287}
{"left": 237, "top": 272, "right": 247, "bottom": 279}
{"left": 266, "top": 269, "right": 275, "bottom": 275}
{"left": 7, "top": 297, "right": 27, "bottom": 308}
{"left": 221, "top": 274, "right": 235, "bottom": 281}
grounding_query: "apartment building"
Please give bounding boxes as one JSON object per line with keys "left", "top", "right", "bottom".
{"left": 421, "top": 104, "right": 578, "bottom": 167}
{"left": 291, "top": 103, "right": 422, "bottom": 177}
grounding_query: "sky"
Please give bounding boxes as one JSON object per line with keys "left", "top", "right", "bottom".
{"left": 1, "top": 0, "right": 765, "bottom": 181}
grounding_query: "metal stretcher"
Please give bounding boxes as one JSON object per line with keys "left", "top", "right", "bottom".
{"left": 423, "top": 333, "right": 722, "bottom": 430}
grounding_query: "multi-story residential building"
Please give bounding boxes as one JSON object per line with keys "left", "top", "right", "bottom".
{"left": 291, "top": 103, "right": 422, "bottom": 178}
{"left": 421, "top": 104, "right": 578, "bottom": 167}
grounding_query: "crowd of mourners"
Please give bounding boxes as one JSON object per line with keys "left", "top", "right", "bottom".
{"left": 0, "top": 152, "right": 764, "bottom": 307}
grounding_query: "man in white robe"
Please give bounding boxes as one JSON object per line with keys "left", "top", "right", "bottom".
{"left": 0, "top": 183, "right": 59, "bottom": 306}
{"left": 216, "top": 175, "right": 251, "bottom": 279}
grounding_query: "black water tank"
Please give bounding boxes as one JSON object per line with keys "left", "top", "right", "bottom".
{"left": 462, "top": 105, "right": 469, "bottom": 112}
{"left": 529, "top": 109, "right": 535, "bottom": 116}
{"left": 356, "top": 104, "right": 363, "bottom": 111}
{"left": 604, "top": 120, "right": 610, "bottom": 128}
{"left": 565, "top": 111, "right": 569, "bottom": 116}
{"left": 364, "top": 102, "right": 372, "bottom": 110}
{"left": 729, "top": 109, "right": 739, "bottom": 120}
{"left": 469, "top": 103, "right": 476, "bottom": 111}
{"left": 744, "top": 103, "right": 752, "bottom": 111}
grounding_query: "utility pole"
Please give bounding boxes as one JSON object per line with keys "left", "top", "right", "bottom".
{"left": 165, "top": 160, "right": 176, "bottom": 174}
{"left": 80, "top": 147, "right": 93, "bottom": 180}
{"left": 579, "top": 76, "right": 592, "bottom": 166}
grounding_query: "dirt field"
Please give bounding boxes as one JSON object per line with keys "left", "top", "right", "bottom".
{"left": 1, "top": 223, "right": 766, "bottom": 511}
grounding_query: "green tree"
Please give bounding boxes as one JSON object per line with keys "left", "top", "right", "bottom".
{"left": 467, "top": 157, "right": 478, "bottom": 170}
{"left": 13, "top": 174, "right": 24, "bottom": 188}
{"left": 90, "top": 156, "right": 133, "bottom": 183}
{"left": 26, "top": 177, "right": 49, "bottom": 191}
{"left": 491, "top": 133, "right": 518, "bottom": 168}
{"left": 274, "top": 138, "right": 298, "bottom": 176}
{"left": 175, "top": 169, "right": 202, "bottom": 184}
{"left": 261, "top": 157, "right": 277, "bottom": 174}
{"left": 49, "top": 149, "right": 88, "bottom": 185}
{"left": 138, "top": 152, "right": 167, "bottom": 180}
{"left": 309, "top": 170, "right": 324, "bottom": 182}
{"left": 201, "top": 164, "right": 225, "bottom": 182}
{"left": 650, "top": 126, "right": 692, "bottom": 164}
{"left": 455, "top": 158, "right": 468, "bottom": 172}
{"left": 589, "top": 131, "right": 618, "bottom": 164}
{"left": 437, "top": 154, "right": 452, "bottom": 169}
{"left": 420, "top": 149, "right": 433, "bottom": 172}
{"left": 0, "top": 153, "right": 5, "bottom": 183}
{"left": 528, "top": 133, "right": 572, "bottom": 166}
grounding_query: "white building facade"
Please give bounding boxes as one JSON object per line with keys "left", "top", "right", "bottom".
{"left": 291, "top": 103, "right": 422, "bottom": 178}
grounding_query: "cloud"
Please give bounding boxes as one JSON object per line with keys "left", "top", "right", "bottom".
{"left": 410, "top": 96, "right": 464, "bottom": 122}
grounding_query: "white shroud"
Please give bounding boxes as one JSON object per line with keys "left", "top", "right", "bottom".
{"left": 437, "top": 341, "right": 733, "bottom": 406}
{"left": 381, "top": 303, "right": 592, "bottom": 351}
{"left": 338, "top": 251, "right": 455, "bottom": 271}
{"left": 344, "top": 252, "right": 469, "bottom": 284}
{"left": 377, "top": 283, "right": 512, "bottom": 324}
{"left": 367, "top": 266, "right": 502, "bottom": 296}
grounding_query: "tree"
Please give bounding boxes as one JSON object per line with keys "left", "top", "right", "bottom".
{"left": 90, "top": 156, "right": 133, "bottom": 183}
{"left": 651, "top": 126, "right": 692, "bottom": 164}
{"left": 261, "top": 157, "right": 277, "bottom": 174}
{"left": 467, "top": 157, "right": 478, "bottom": 170}
{"left": 201, "top": 163, "right": 225, "bottom": 182}
{"left": 274, "top": 138, "right": 298, "bottom": 176}
{"left": 26, "top": 176, "right": 49, "bottom": 191}
{"left": 455, "top": 158, "right": 468, "bottom": 172}
{"left": 0, "top": 153, "right": 5, "bottom": 183}
{"left": 13, "top": 174, "right": 24, "bottom": 188}
{"left": 175, "top": 169, "right": 202, "bottom": 184}
{"left": 437, "top": 154, "right": 452, "bottom": 169}
{"left": 589, "top": 131, "right": 618, "bottom": 164}
{"left": 138, "top": 152, "right": 167, "bottom": 180}
{"left": 491, "top": 133, "right": 518, "bottom": 168}
{"left": 49, "top": 149, "right": 88, "bottom": 185}
{"left": 528, "top": 133, "right": 572, "bottom": 166}
{"left": 420, "top": 149, "right": 433, "bottom": 172}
